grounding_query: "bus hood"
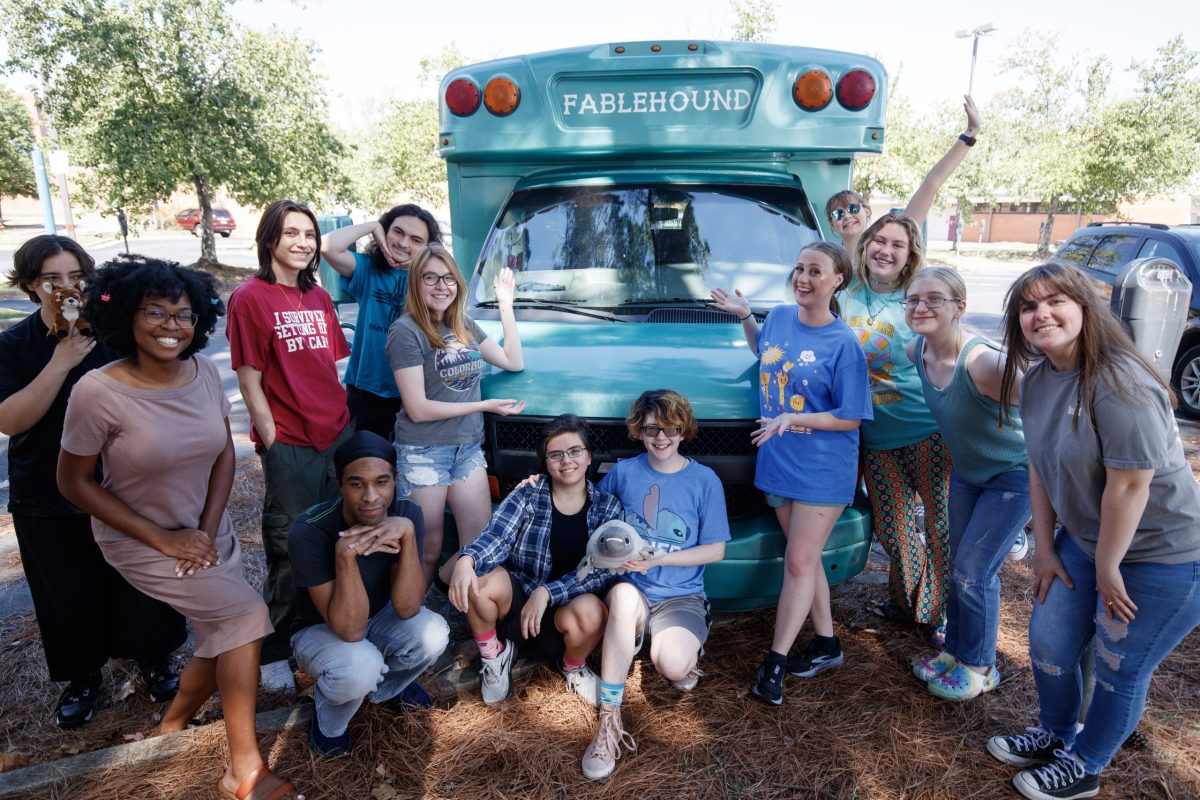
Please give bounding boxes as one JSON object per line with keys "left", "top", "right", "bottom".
{"left": 476, "top": 319, "right": 761, "bottom": 420}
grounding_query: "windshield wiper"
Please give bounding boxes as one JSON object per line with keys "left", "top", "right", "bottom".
{"left": 476, "top": 298, "right": 625, "bottom": 322}
{"left": 616, "top": 297, "right": 715, "bottom": 307}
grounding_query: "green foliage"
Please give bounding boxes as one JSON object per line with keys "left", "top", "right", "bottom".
{"left": 0, "top": 0, "right": 349, "bottom": 264}
{"left": 418, "top": 43, "right": 469, "bottom": 88}
{"left": 362, "top": 98, "right": 446, "bottom": 211}
{"left": 0, "top": 87, "right": 36, "bottom": 216}
{"left": 730, "top": 0, "right": 776, "bottom": 43}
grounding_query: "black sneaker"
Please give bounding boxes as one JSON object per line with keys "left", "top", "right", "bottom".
{"left": 986, "top": 726, "right": 1066, "bottom": 767}
{"left": 308, "top": 715, "right": 352, "bottom": 759}
{"left": 786, "top": 639, "right": 844, "bottom": 678}
{"left": 750, "top": 654, "right": 785, "bottom": 706}
{"left": 1012, "top": 750, "right": 1099, "bottom": 800}
{"left": 139, "top": 658, "right": 181, "bottom": 704}
{"left": 54, "top": 674, "right": 104, "bottom": 729}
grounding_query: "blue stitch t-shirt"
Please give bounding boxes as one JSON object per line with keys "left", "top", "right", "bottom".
{"left": 598, "top": 453, "right": 730, "bottom": 604}
{"left": 754, "top": 306, "right": 873, "bottom": 505}
{"left": 340, "top": 251, "right": 409, "bottom": 398}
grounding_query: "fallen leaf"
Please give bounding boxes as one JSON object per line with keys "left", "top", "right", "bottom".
{"left": 122, "top": 732, "right": 145, "bottom": 742}
{"left": 371, "top": 785, "right": 400, "bottom": 800}
{"left": 58, "top": 742, "right": 85, "bottom": 756}
{"left": 113, "top": 679, "right": 135, "bottom": 703}
{"left": 375, "top": 763, "right": 392, "bottom": 780}
{"left": 0, "top": 751, "right": 30, "bottom": 772}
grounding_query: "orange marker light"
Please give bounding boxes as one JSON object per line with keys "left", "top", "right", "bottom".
{"left": 484, "top": 76, "right": 521, "bottom": 116}
{"left": 651, "top": 44, "right": 661, "bottom": 52}
{"left": 793, "top": 69, "right": 833, "bottom": 111}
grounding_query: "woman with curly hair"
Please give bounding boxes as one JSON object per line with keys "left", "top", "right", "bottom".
{"left": 0, "top": 237, "right": 184, "bottom": 728}
{"left": 985, "top": 263, "right": 1200, "bottom": 800}
{"left": 58, "top": 256, "right": 301, "bottom": 800}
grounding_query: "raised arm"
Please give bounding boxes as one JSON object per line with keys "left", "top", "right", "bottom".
{"left": 710, "top": 288, "right": 759, "bottom": 353}
{"left": 477, "top": 268, "right": 523, "bottom": 372}
{"left": 903, "top": 96, "right": 982, "bottom": 226}
{"left": 0, "top": 333, "right": 95, "bottom": 435}
{"left": 320, "top": 220, "right": 394, "bottom": 277}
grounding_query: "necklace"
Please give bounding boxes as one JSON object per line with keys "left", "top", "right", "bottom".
{"left": 864, "top": 287, "right": 894, "bottom": 325}
{"left": 277, "top": 283, "right": 306, "bottom": 316}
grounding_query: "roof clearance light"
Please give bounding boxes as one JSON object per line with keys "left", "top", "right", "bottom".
{"left": 484, "top": 76, "right": 520, "bottom": 116}
{"left": 793, "top": 69, "right": 833, "bottom": 111}
{"left": 836, "top": 69, "right": 876, "bottom": 111}
{"left": 445, "top": 78, "right": 480, "bottom": 116}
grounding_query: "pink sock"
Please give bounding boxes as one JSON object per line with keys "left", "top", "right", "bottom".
{"left": 475, "top": 629, "right": 503, "bottom": 660}
{"left": 562, "top": 653, "right": 586, "bottom": 672}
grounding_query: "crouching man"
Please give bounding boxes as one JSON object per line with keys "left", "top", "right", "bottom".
{"left": 289, "top": 431, "right": 450, "bottom": 757}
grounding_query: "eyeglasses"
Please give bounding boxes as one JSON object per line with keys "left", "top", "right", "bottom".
{"left": 546, "top": 445, "right": 587, "bottom": 463}
{"left": 830, "top": 203, "right": 862, "bottom": 221}
{"left": 138, "top": 307, "right": 198, "bottom": 328}
{"left": 640, "top": 424, "right": 681, "bottom": 439}
{"left": 900, "top": 296, "right": 961, "bottom": 310}
{"left": 421, "top": 272, "right": 457, "bottom": 287}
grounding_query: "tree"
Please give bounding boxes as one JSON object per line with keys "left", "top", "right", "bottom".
{"left": 1, "top": 0, "right": 349, "bottom": 267}
{"left": 0, "top": 87, "right": 35, "bottom": 222}
{"left": 997, "top": 32, "right": 1200, "bottom": 257}
{"left": 729, "top": 0, "right": 776, "bottom": 43}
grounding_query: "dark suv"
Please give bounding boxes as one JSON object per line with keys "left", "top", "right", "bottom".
{"left": 1052, "top": 222, "right": 1200, "bottom": 417}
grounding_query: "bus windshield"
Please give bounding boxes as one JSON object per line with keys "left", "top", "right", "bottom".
{"left": 473, "top": 184, "right": 819, "bottom": 310}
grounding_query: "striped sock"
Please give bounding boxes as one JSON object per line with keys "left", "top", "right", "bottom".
{"left": 599, "top": 681, "right": 625, "bottom": 707}
{"left": 475, "top": 629, "right": 503, "bottom": 660}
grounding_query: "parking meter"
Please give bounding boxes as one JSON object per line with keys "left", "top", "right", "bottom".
{"left": 1110, "top": 257, "right": 1191, "bottom": 383}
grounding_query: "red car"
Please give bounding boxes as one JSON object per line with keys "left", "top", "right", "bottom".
{"left": 176, "top": 208, "right": 236, "bottom": 237}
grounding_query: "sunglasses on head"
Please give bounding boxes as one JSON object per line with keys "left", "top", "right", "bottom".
{"left": 830, "top": 203, "right": 862, "bottom": 221}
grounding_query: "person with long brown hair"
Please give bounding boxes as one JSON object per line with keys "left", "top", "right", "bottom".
{"left": 986, "top": 262, "right": 1200, "bottom": 799}
{"left": 840, "top": 212, "right": 953, "bottom": 647}
{"left": 386, "top": 244, "right": 524, "bottom": 593}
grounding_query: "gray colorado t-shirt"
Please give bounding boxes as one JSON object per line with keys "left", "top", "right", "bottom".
{"left": 1020, "top": 354, "right": 1200, "bottom": 564}
{"left": 386, "top": 314, "right": 488, "bottom": 445}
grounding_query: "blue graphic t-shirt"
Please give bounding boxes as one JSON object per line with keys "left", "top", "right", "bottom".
{"left": 598, "top": 453, "right": 730, "bottom": 604}
{"left": 385, "top": 313, "right": 488, "bottom": 445}
{"left": 838, "top": 284, "right": 939, "bottom": 450}
{"left": 340, "top": 252, "right": 409, "bottom": 397}
{"left": 754, "top": 306, "right": 872, "bottom": 505}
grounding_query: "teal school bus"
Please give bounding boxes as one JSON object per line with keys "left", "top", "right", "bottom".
{"left": 437, "top": 40, "right": 887, "bottom": 610}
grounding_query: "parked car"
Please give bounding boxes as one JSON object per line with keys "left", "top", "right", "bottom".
{"left": 1051, "top": 221, "right": 1200, "bottom": 417}
{"left": 176, "top": 208, "right": 236, "bottom": 237}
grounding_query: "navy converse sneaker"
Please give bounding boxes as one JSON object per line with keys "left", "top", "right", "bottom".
{"left": 987, "top": 725, "right": 1066, "bottom": 767}
{"left": 1012, "top": 750, "right": 1100, "bottom": 800}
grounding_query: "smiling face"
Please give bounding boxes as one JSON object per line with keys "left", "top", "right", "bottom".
{"left": 792, "top": 248, "right": 844, "bottom": 311}
{"left": 864, "top": 222, "right": 911, "bottom": 289}
{"left": 384, "top": 215, "right": 432, "bottom": 268}
{"left": 416, "top": 255, "right": 458, "bottom": 320}
{"left": 339, "top": 457, "right": 396, "bottom": 528}
{"left": 903, "top": 274, "right": 964, "bottom": 337}
{"left": 1019, "top": 282, "right": 1084, "bottom": 370}
{"left": 269, "top": 211, "right": 318, "bottom": 280}
{"left": 829, "top": 199, "right": 870, "bottom": 242}
{"left": 639, "top": 411, "right": 684, "bottom": 469}
{"left": 133, "top": 293, "right": 195, "bottom": 364}
{"left": 544, "top": 431, "right": 591, "bottom": 490}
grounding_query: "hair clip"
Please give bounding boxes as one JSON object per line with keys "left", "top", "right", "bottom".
{"left": 100, "top": 293, "right": 111, "bottom": 302}
{"left": 211, "top": 297, "right": 219, "bottom": 304}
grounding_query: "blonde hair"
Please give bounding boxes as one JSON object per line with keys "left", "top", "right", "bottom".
{"left": 851, "top": 212, "right": 926, "bottom": 292}
{"left": 404, "top": 244, "right": 474, "bottom": 349}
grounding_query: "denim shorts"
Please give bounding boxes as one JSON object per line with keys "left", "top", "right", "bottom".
{"left": 393, "top": 441, "right": 487, "bottom": 497}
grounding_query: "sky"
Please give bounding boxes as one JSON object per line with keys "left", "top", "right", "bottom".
{"left": 1, "top": 0, "right": 1191, "bottom": 127}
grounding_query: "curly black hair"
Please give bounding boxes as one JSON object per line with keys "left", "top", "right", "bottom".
{"left": 82, "top": 254, "right": 224, "bottom": 360}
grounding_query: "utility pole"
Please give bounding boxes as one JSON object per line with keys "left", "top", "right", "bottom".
{"left": 951, "top": 23, "right": 997, "bottom": 252}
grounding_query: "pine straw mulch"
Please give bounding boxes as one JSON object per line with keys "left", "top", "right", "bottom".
{"left": 2, "top": 460, "right": 1199, "bottom": 798}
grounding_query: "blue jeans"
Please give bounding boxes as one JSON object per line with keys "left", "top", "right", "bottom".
{"left": 943, "top": 469, "right": 1031, "bottom": 667}
{"left": 1031, "top": 532, "right": 1200, "bottom": 774}
{"left": 292, "top": 605, "right": 449, "bottom": 737}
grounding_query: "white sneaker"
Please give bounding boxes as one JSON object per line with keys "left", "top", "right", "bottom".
{"left": 1009, "top": 528, "right": 1030, "bottom": 561}
{"left": 259, "top": 659, "right": 296, "bottom": 692}
{"left": 672, "top": 667, "right": 702, "bottom": 692}
{"left": 479, "top": 640, "right": 515, "bottom": 705}
{"left": 564, "top": 664, "right": 600, "bottom": 706}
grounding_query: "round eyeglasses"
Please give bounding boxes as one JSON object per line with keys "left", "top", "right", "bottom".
{"left": 830, "top": 203, "right": 862, "bottom": 221}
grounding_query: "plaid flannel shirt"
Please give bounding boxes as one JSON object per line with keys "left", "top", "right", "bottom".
{"left": 460, "top": 476, "right": 624, "bottom": 606}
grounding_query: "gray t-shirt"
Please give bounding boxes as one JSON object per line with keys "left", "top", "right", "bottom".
{"left": 1020, "top": 354, "right": 1200, "bottom": 564}
{"left": 386, "top": 314, "right": 489, "bottom": 445}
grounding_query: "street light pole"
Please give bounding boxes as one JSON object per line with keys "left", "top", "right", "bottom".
{"left": 951, "top": 23, "right": 997, "bottom": 251}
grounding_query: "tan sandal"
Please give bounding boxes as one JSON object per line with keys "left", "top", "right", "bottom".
{"left": 217, "top": 764, "right": 301, "bottom": 800}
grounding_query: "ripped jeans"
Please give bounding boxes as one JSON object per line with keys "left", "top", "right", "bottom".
{"left": 1030, "top": 531, "right": 1200, "bottom": 774}
{"left": 943, "top": 468, "right": 1031, "bottom": 667}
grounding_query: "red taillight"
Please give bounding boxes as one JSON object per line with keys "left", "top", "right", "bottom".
{"left": 793, "top": 69, "right": 833, "bottom": 111}
{"left": 484, "top": 76, "right": 520, "bottom": 116}
{"left": 445, "top": 78, "right": 480, "bottom": 116}
{"left": 836, "top": 69, "right": 876, "bottom": 111}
